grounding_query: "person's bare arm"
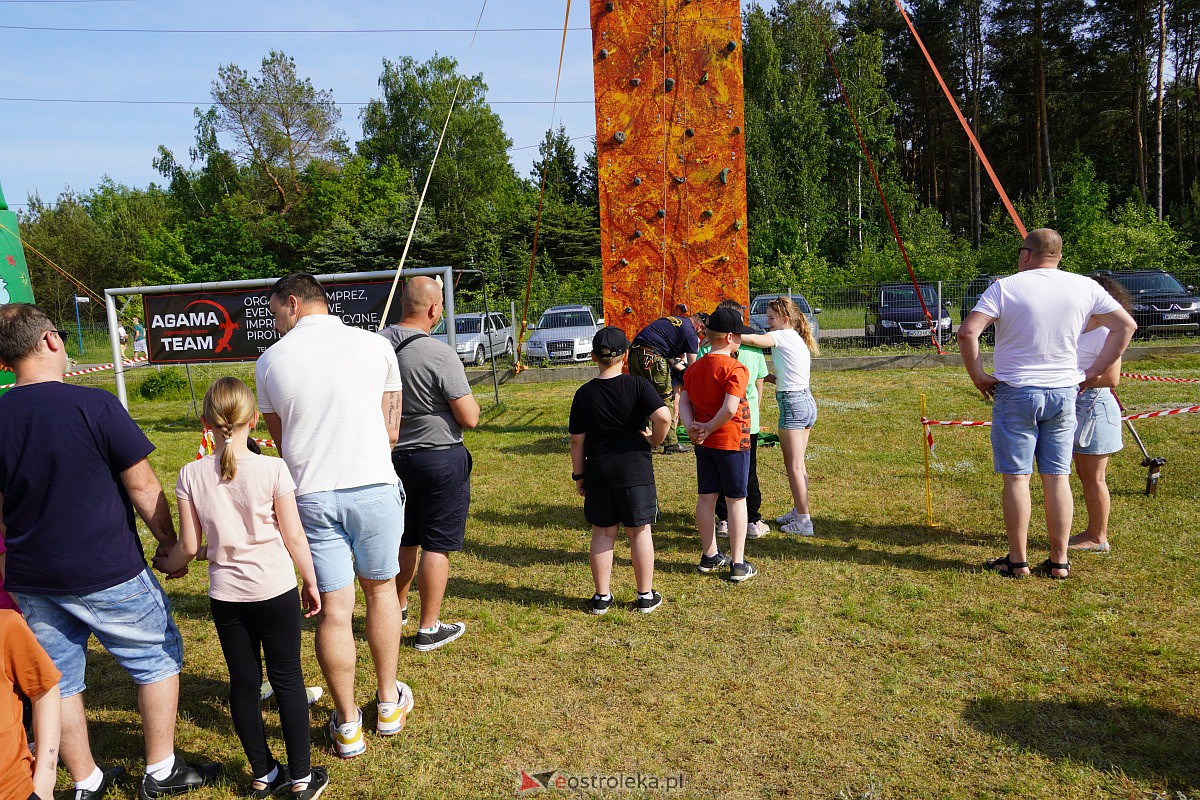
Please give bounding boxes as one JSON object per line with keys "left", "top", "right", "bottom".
{"left": 570, "top": 433, "right": 586, "bottom": 497}
{"left": 449, "top": 393, "right": 481, "bottom": 429}
{"left": 120, "top": 459, "right": 177, "bottom": 552}
{"left": 685, "top": 352, "right": 698, "bottom": 365}
{"left": 698, "top": 393, "right": 741, "bottom": 435}
{"left": 1081, "top": 308, "right": 1137, "bottom": 388}
{"left": 739, "top": 332, "right": 776, "bottom": 350}
{"left": 646, "top": 406, "right": 672, "bottom": 448}
{"left": 956, "top": 310, "right": 999, "bottom": 399}
{"left": 382, "top": 390, "right": 402, "bottom": 447}
{"left": 30, "top": 683, "right": 61, "bottom": 800}
{"left": 755, "top": 378, "right": 765, "bottom": 407}
{"left": 152, "top": 496, "right": 201, "bottom": 578}
{"left": 263, "top": 412, "right": 283, "bottom": 451}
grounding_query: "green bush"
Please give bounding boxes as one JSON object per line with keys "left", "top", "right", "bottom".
{"left": 139, "top": 367, "right": 188, "bottom": 400}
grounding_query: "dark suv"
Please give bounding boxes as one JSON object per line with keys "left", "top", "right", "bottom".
{"left": 865, "top": 283, "right": 955, "bottom": 345}
{"left": 1091, "top": 269, "right": 1199, "bottom": 337}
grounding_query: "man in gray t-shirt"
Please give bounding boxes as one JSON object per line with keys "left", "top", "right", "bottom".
{"left": 379, "top": 277, "right": 480, "bottom": 652}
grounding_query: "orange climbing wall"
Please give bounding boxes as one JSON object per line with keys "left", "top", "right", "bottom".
{"left": 590, "top": 0, "right": 749, "bottom": 337}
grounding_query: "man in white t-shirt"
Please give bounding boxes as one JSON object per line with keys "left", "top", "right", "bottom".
{"left": 957, "top": 229, "right": 1136, "bottom": 579}
{"left": 256, "top": 273, "right": 414, "bottom": 759}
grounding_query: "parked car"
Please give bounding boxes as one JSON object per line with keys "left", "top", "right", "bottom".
{"left": 431, "top": 312, "right": 514, "bottom": 366}
{"left": 865, "top": 283, "right": 954, "bottom": 345}
{"left": 523, "top": 305, "right": 603, "bottom": 363}
{"left": 1091, "top": 269, "right": 1200, "bottom": 337}
{"left": 959, "top": 274, "right": 1007, "bottom": 323}
{"left": 749, "top": 293, "right": 821, "bottom": 339}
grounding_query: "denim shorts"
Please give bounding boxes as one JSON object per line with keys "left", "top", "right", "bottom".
{"left": 15, "top": 568, "right": 184, "bottom": 698}
{"left": 776, "top": 388, "right": 818, "bottom": 430}
{"left": 990, "top": 384, "right": 1077, "bottom": 475}
{"left": 296, "top": 482, "right": 404, "bottom": 593}
{"left": 1074, "top": 388, "right": 1124, "bottom": 456}
{"left": 695, "top": 445, "right": 750, "bottom": 499}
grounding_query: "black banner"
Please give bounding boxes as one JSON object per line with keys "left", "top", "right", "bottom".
{"left": 144, "top": 279, "right": 405, "bottom": 364}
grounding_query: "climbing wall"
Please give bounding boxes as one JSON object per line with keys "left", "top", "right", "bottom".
{"left": 590, "top": 0, "right": 749, "bottom": 336}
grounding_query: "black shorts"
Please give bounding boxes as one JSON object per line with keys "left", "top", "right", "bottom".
{"left": 584, "top": 483, "right": 658, "bottom": 528}
{"left": 695, "top": 445, "right": 750, "bottom": 498}
{"left": 392, "top": 444, "right": 471, "bottom": 552}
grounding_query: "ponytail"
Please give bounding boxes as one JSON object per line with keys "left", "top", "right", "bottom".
{"left": 768, "top": 297, "right": 819, "bottom": 356}
{"left": 202, "top": 377, "right": 258, "bottom": 481}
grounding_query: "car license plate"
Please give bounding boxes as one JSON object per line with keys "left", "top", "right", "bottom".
{"left": 1163, "top": 313, "right": 1189, "bottom": 321}
{"left": 906, "top": 328, "right": 930, "bottom": 337}
{"left": 549, "top": 345, "right": 572, "bottom": 355}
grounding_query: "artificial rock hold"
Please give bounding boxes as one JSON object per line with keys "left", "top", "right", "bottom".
{"left": 599, "top": 48, "right": 610, "bottom": 60}
{"left": 719, "top": 168, "right": 730, "bottom": 184}
{"left": 614, "top": 131, "right": 627, "bottom": 144}
{"left": 664, "top": 78, "right": 675, "bottom": 92}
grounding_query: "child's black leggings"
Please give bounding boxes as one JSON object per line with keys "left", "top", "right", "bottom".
{"left": 210, "top": 588, "right": 310, "bottom": 780}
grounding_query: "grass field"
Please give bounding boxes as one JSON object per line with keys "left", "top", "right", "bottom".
{"left": 57, "top": 355, "right": 1200, "bottom": 799}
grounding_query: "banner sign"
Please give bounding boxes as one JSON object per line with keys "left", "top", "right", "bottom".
{"left": 1, "top": 180, "right": 36, "bottom": 391}
{"left": 143, "top": 279, "right": 404, "bottom": 364}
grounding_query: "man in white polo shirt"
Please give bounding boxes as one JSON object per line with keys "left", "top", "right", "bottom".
{"left": 256, "top": 273, "right": 413, "bottom": 759}
{"left": 957, "top": 229, "right": 1136, "bottom": 580}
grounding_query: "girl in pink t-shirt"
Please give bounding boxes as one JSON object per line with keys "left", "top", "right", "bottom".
{"left": 155, "top": 377, "right": 328, "bottom": 799}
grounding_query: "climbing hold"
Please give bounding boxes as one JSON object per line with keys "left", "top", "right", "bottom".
{"left": 719, "top": 168, "right": 729, "bottom": 184}
{"left": 619, "top": 258, "right": 629, "bottom": 266}
{"left": 599, "top": 48, "right": 610, "bottom": 60}
{"left": 614, "top": 131, "right": 626, "bottom": 144}
{"left": 632, "top": 230, "right": 642, "bottom": 239}
{"left": 624, "top": 306, "right": 633, "bottom": 314}
{"left": 630, "top": 77, "right": 641, "bottom": 87}
{"left": 701, "top": 209, "right": 714, "bottom": 218}
{"left": 685, "top": 127, "right": 695, "bottom": 137}
{"left": 664, "top": 78, "right": 675, "bottom": 92}
{"left": 734, "top": 219, "right": 743, "bottom": 230}
{"left": 674, "top": 176, "right": 685, "bottom": 184}
{"left": 664, "top": 44, "right": 670, "bottom": 54}
{"left": 656, "top": 209, "right": 666, "bottom": 218}
{"left": 718, "top": 255, "right": 730, "bottom": 262}
{"left": 605, "top": 1, "right": 614, "bottom": 10}
{"left": 633, "top": 177, "right": 643, "bottom": 186}
{"left": 733, "top": 125, "right": 742, "bottom": 134}
{"left": 699, "top": 72, "right": 709, "bottom": 85}
{"left": 725, "top": 41, "right": 737, "bottom": 53}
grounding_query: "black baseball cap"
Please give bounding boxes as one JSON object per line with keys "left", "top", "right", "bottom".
{"left": 706, "top": 306, "right": 755, "bottom": 335}
{"left": 592, "top": 326, "right": 630, "bottom": 357}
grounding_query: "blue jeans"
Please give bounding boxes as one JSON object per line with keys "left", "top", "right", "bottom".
{"left": 296, "top": 483, "right": 405, "bottom": 593}
{"left": 990, "top": 384, "right": 1077, "bottom": 475}
{"left": 16, "top": 568, "right": 183, "bottom": 698}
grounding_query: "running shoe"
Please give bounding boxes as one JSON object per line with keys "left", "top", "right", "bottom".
{"left": 376, "top": 681, "right": 415, "bottom": 737}
{"left": 728, "top": 561, "right": 759, "bottom": 583}
{"left": 635, "top": 590, "right": 663, "bottom": 614}
{"left": 414, "top": 622, "right": 466, "bottom": 652}
{"left": 329, "top": 709, "right": 366, "bottom": 758}
{"left": 698, "top": 551, "right": 732, "bottom": 573}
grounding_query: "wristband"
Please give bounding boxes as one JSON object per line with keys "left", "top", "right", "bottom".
{"left": 572, "top": 472, "right": 585, "bottom": 481}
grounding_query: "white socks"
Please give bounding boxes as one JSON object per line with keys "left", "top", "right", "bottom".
{"left": 76, "top": 766, "right": 104, "bottom": 792}
{"left": 146, "top": 753, "right": 176, "bottom": 781}
{"left": 256, "top": 765, "right": 279, "bottom": 785}
{"left": 796, "top": 513, "right": 811, "bottom": 523}
{"left": 419, "top": 622, "right": 440, "bottom": 634}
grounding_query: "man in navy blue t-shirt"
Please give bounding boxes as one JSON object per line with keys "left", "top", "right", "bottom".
{"left": 0, "top": 304, "right": 218, "bottom": 800}
{"left": 629, "top": 314, "right": 702, "bottom": 453}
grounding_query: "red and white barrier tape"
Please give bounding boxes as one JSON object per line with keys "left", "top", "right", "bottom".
{"left": 196, "top": 430, "right": 277, "bottom": 460}
{"left": 1121, "top": 404, "right": 1200, "bottom": 421}
{"left": 1120, "top": 372, "right": 1200, "bottom": 384}
{"left": 922, "top": 417, "right": 991, "bottom": 427}
{"left": 64, "top": 356, "right": 147, "bottom": 378}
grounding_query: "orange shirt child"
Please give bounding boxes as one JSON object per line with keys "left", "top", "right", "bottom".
{"left": 1, "top": 609, "right": 61, "bottom": 800}
{"left": 682, "top": 352, "right": 751, "bottom": 451}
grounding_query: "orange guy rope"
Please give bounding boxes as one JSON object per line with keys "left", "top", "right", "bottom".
{"left": 515, "top": 0, "right": 573, "bottom": 372}
{"left": 893, "top": 0, "right": 1026, "bottom": 239}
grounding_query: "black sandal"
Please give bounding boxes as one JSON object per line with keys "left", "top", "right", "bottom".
{"left": 1039, "top": 559, "right": 1071, "bottom": 580}
{"left": 985, "top": 554, "right": 1029, "bottom": 578}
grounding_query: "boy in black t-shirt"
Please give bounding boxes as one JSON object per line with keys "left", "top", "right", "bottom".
{"left": 569, "top": 327, "right": 672, "bottom": 614}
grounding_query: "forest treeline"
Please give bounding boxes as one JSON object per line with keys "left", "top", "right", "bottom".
{"left": 17, "top": 0, "right": 1200, "bottom": 324}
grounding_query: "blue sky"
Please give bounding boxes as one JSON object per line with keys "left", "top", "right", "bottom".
{"left": 0, "top": 0, "right": 764, "bottom": 209}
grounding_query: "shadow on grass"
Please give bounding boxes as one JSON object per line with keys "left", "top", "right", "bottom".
{"left": 480, "top": 407, "right": 566, "bottom": 435}
{"left": 467, "top": 540, "right": 590, "bottom": 568}
{"left": 497, "top": 435, "right": 569, "bottom": 455}
{"left": 964, "top": 698, "right": 1200, "bottom": 790}
{"left": 446, "top": 576, "right": 582, "bottom": 611}
{"left": 474, "top": 504, "right": 582, "bottom": 529}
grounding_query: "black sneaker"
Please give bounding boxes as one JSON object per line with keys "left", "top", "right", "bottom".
{"left": 414, "top": 621, "right": 466, "bottom": 652}
{"left": 662, "top": 443, "right": 692, "bottom": 454}
{"left": 138, "top": 754, "right": 220, "bottom": 800}
{"left": 288, "top": 767, "right": 329, "bottom": 800}
{"left": 698, "top": 551, "right": 732, "bottom": 573}
{"left": 74, "top": 765, "right": 126, "bottom": 800}
{"left": 248, "top": 763, "right": 289, "bottom": 799}
{"left": 728, "top": 561, "right": 759, "bottom": 583}
{"left": 588, "top": 594, "right": 613, "bottom": 615}
{"left": 635, "top": 590, "right": 663, "bottom": 614}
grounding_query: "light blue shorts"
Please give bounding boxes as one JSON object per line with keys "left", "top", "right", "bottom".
{"left": 990, "top": 384, "right": 1077, "bottom": 475}
{"left": 1074, "top": 388, "right": 1124, "bottom": 456}
{"left": 296, "top": 482, "right": 405, "bottom": 593}
{"left": 16, "top": 568, "right": 184, "bottom": 698}
{"left": 776, "top": 388, "right": 818, "bottom": 430}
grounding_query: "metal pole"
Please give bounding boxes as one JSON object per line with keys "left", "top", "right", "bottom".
{"left": 937, "top": 281, "right": 943, "bottom": 348}
{"left": 480, "top": 276, "right": 501, "bottom": 406}
{"left": 104, "top": 292, "right": 127, "bottom": 408}
{"left": 443, "top": 266, "right": 457, "bottom": 354}
{"left": 185, "top": 363, "right": 199, "bottom": 418}
{"left": 74, "top": 296, "right": 85, "bottom": 356}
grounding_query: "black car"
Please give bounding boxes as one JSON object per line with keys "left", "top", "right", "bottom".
{"left": 959, "top": 274, "right": 1008, "bottom": 323}
{"left": 865, "top": 283, "right": 955, "bottom": 345}
{"left": 1091, "top": 269, "right": 1200, "bottom": 337}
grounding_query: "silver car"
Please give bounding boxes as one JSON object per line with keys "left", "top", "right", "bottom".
{"left": 749, "top": 293, "right": 821, "bottom": 339}
{"left": 431, "top": 312, "right": 515, "bottom": 366}
{"left": 524, "top": 305, "right": 603, "bottom": 363}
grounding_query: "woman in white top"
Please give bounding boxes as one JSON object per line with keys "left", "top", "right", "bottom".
{"left": 1070, "top": 275, "right": 1132, "bottom": 554}
{"left": 739, "top": 296, "right": 820, "bottom": 536}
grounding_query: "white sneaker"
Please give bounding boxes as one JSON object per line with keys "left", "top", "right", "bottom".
{"left": 747, "top": 520, "right": 770, "bottom": 539}
{"left": 716, "top": 519, "right": 729, "bottom": 538}
{"left": 376, "top": 680, "right": 415, "bottom": 737}
{"left": 775, "top": 508, "right": 799, "bottom": 525}
{"left": 329, "top": 708, "right": 366, "bottom": 758}
{"left": 781, "top": 518, "right": 814, "bottom": 537}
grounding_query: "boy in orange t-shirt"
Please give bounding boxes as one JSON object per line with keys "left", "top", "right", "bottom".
{"left": 680, "top": 306, "right": 757, "bottom": 583}
{"left": 1, "top": 609, "right": 62, "bottom": 800}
